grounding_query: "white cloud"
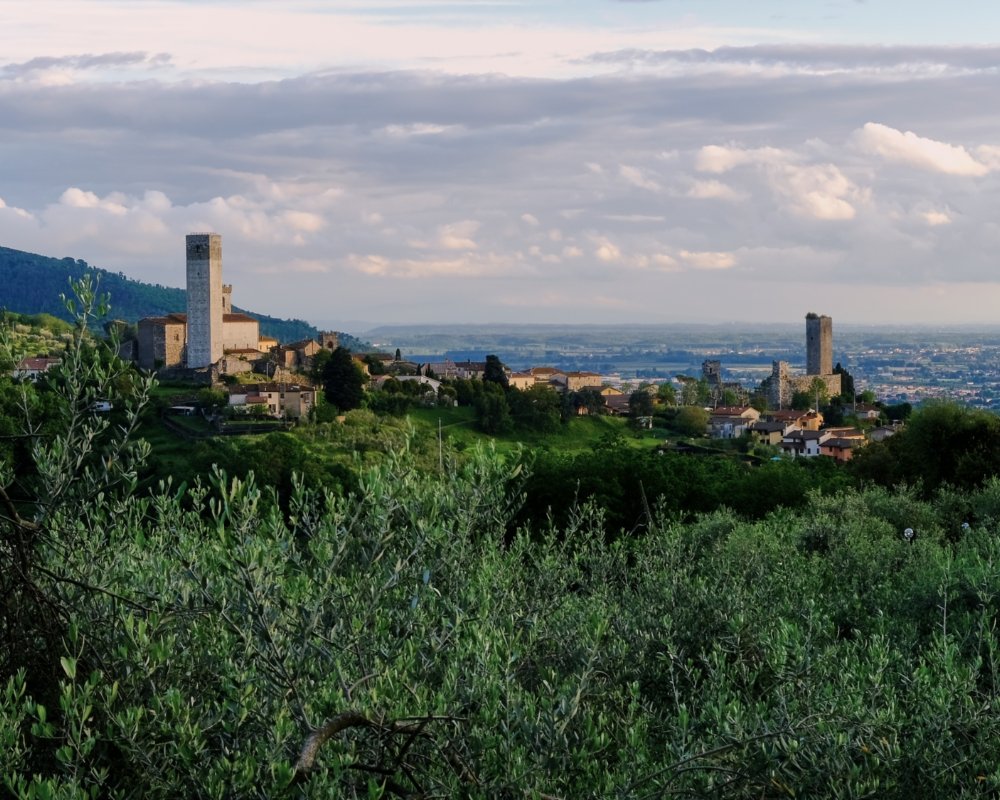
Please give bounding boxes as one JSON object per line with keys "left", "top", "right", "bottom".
{"left": 438, "top": 220, "right": 480, "bottom": 250}
{"left": 520, "top": 213, "right": 540, "bottom": 226}
{"left": 680, "top": 250, "right": 736, "bottom": 270}
{"left": 651, "top": 253, "right": 680, "bottom": 271}
{"left": 281, "top": 210, "right": 325, "bottom": 233}
{"left": 695, "top": 145, "right": 786, "bottom": 173}
{"left": 854, "top": 122, "right": 991, "bottom": 176}
{"left": 922, "top": 210, "right": 952, "bottom": 226}
{"left": 619, "top": 164, "right": 661, "bottom": 192}
{"left": 686, "top": 179, "right": 742, "bottom": 201}
{"left": 694, "top": 146, "right": 862, "bottom": 220}
{"left": 593, "top": 236, "right": 622, "bottom": 262}
{"left": 775, "top": 163, "right": 860, "bottom": 221}
{"left": 347, "top": 251, "right": 518, "bottom": 279}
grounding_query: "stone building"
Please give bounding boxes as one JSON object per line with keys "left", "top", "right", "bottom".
{"left": 137, "top": 314, "right": 187, "bottom": 371}
{"left": 806, "top": 313, "right": 833, "bottom": 376}
{"left": 185, "top": 233, "right": 224, "bottom": 368}
{"left": 702, "top": 359, "right": 722, "bottom": 386}
{"left": 137, "top": 234, "right": 264, "bottom": 372}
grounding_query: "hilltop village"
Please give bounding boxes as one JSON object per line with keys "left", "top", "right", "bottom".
{"left": 15, "top": 233, "right": 901, "bottom": 459}
{"left": 7, "top": 233, "right": 899, "bottom": 461}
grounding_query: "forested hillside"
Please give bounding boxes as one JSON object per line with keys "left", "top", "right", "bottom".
{"left": 0, "top": 246, "right": 318, "bottom": 343}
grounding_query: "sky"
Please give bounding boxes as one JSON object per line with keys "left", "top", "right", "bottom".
{"left": 3, "top": 1, "right": 1000, "bottom": 329}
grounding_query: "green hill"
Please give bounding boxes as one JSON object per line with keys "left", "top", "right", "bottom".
{"left": 0, "top": 245, "right": 319, "bottom": 344}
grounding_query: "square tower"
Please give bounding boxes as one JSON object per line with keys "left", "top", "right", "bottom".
{"left": 805, "top": 313, "right": 832, "bottom": 376}
{"left": 186, "top": 233, "right": 224, "bottom": 368}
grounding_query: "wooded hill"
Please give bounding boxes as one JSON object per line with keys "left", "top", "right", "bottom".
{"left": 0, "top": 245, "right": 319, "bottom": 343}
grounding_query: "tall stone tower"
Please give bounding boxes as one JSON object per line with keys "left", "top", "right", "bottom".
{"left": 186, "top": 233, "right": 224, "bottom": 368}
{"left": 805, "top": 312, "right": 832, "bottom": 376}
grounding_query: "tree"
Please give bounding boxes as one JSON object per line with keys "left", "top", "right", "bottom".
{"left": 656, "top": 382, "right": 676, "bottom": 406}
{"left": 675, "top": 405, "right": 709, "bottom": 436}
{"left": 321, "top": 346, "right": 366, "bottom": 411}
{"left": 629, "top": 390, "right": 654, "bottom": 418}
{"left": 474, "top": 382, "right": 512, "bottom": 434}
{"left": 508, "top": 384, "right": 562, "bottom": 432}
{"left": 483, "top": 354, "right": 509, "bottom": 390}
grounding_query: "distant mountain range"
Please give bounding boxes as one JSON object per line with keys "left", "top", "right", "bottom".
{"left": 0, "top": 245, "right": 321, "bottom": 344}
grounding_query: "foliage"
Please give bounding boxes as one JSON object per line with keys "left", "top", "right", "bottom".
{"left": 482, "top": 354, "right": 509, "bottom": 390}
{"left": 852, "top": 401, "right": 1000, "bottom": 494}
{"left": 474, "top": 382, "right": 512, "bottom": 434}
{"left": 321, "top": 347, "right": 366, "bottom": 412}
{"left": 507, "top": 384, "right": 561, "bottom": 432}
{"left": 0, "top": 275, "right": 154, "bottom": 700}
{"left": 674, "top": 405, "right": 709, "bottom": 437}
{"left": 9, "top": 426, "right": 1000, "bottom": 796}
{"left": 13, "top": 291, "right": 1000, "bottom": 797}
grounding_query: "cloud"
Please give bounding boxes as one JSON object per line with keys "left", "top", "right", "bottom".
{"left": 619, "top": 164, "right": 661, "bottom": 191}
{"left": 921, "top": 210, "right": 952, "bottom": 226}
{"left": 347, "top": 251, "right": 519, "bottom": 279}
{"left": 438, "top": 220, "right": 480, "bottom": 250}
{"left": 520, "top": 213, "right": 540, "bottom": 226}
{"left": 854, "top": 123, "right": 991, "bottom": 176}
{"left": 686, "top": 179, "right": 742, "bottom": 200}
{"left": 593, "top": 236, "right": 622, "bottom": 262}
{"left": 581, "top": 44, "right": 1000, "bottom": 76}
{"left": 680, "top": 250, "right": 736, "bottom": 270}
{"left": 0, "top": 51, "right": 171, "bottom": 80}
{"left": 695, "top": 145, "right": 786, "bottom": 173}
{"left": 695, "top": 146, "right": 862, "bottom": 220}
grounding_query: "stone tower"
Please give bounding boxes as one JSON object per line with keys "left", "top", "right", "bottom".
{"left": 805, "top": 312, "right": 832, "bottom": 376}
{"left": 186, "top": 233, "right": 224, "bottom": 368}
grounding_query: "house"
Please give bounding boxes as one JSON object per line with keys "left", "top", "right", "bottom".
{"left": 713, "top": 406, "right": 760, "bottom": 422}
{"left": 604, "top": 394, "right": 632, "bottom": 416}
{"left": 749, "top": 420, "right": 799, "bottom": 446}
{"left": 228, "top": 383, "right": 316, "bottom": 419}
{"left": 820, "top": 437, "right": 863, "bottom": 462}
{"left": 555, "top": 371, "right": 603, "bottom": 392}
{"left": 763, "top": 409, "right": 823, "bottom": 431}
{"left": 508, "top": 372, "right": 535, "bottom": 390}
{"left": 599, "top": 386, "right": 624, "bottom": 397}
{"left": 529, "top": 366, "right": 564, "bottom": 382}
{"left": 869, "top": 425, "right": 899, "bottom": 442}
{"left": 851, "top": 403, "right": 881, "bottom": 421}
{"left": 821, "top": 427, "right": 866, "bottom": 442}
{"left": 781, "top": 429, "right": 832, "bottom": 458}
{"left": 274, "top": 338, "right": 322, "bottom": 370}
{"left": 13, "top": 356, "right": 61, "bottom": 381}
{"left": 709, "top": 414, "right": 753, "bottom": 439}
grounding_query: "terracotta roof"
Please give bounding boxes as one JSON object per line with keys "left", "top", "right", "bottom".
{"left": 17, "top": 357, "right": 60, "bottom": 370}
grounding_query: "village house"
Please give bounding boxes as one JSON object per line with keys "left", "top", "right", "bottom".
{"left": 555, "top": 371, "right": 604, "bottom": 392}
{"left": 13, "top": 356, "right": 61, "bottom": 381}
{"left": 781, "top": 429, "right": 832, "bottom": 458}
{"left": 749, "top": 420, "right": 799, "bottom": 446}
{"left": 508, "top": 372, "right": 535, "bottom": 390}
{"left": 227, "top": 383, "right": 316, "bottom": 420}
{"left": 820, "top": 437, "right": 864, "bottom": 462}
{"left": 763, "top": 409, "right": 823, "bottom": 431}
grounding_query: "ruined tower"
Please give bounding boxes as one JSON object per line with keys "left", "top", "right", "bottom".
{"left": 186, "top": 233, "right": 223, "bottom": 368}
{"left": 805, "top": 313, "right": 832, "bottom": 376}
